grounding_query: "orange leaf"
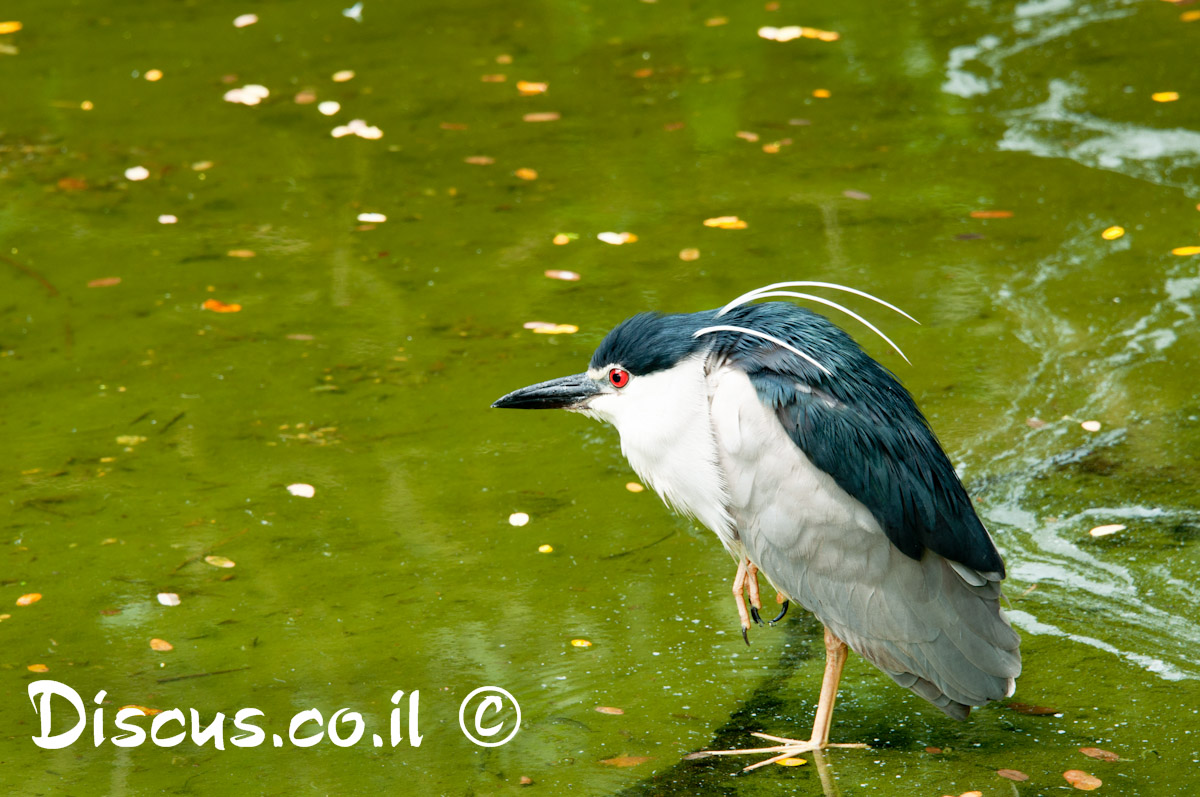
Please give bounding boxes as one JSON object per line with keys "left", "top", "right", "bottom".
{"left": 544, "top": 269, "right": 580, "bottom": 281}
{"left": 997, "top": 769, "right": 1029, "bottom": 781}
{"left": 523, "top": 111, "right": 561, "bottom": 122}
{"left": 149, "top": 638, "right": 174, "bottom": 651}
{"left": 1172, "top": 245, "right": 1200, "bottom": 256}
{"left": 514, "top": 167, "right": 538, "bottom": 181}
{"left": 595, "top": 706, "right": 625, "bottom": 715}
{"left": 1151, "top": 91, "right": 1179, "bottom": 103}
{"left": 226, "top": 249, "right": 256, "bottom": 258}
{"left": 120, "top": 704, "right": 162, "bottom": 716}
{"left": 464, "top": 155, "right": 495, "bottom": 165}
{"left": 57, "top": 177, "right": 88, "bottom": 191}
{"left": 970, "top": 210, "right": 1014, "bottom": 219}
{"left": 1080, "top": 747, "right": 1119, "bottom": 761}
{"left": 812, "top": 88, "right": 831, "bottom": 98}
{"left": 1064, "top": 770, "right": 1102, "bottom": 790}
{"left": 679, "top": 248, "right": 700, "bottom": 261}
{"left": 516, "top": 80, "right": 548, "bottom": 95}
{"left": 0, "top": 21, "right": 23, "bottom": 34}
{"left": 16, "top": 593, "right": 42, "bottom": 606}
{"left": 600, "top": 755, "right": 652, "bottom": 767}
{"left": 28, "top": 663, "right": 49, "bottom": 673}
{"left": 88, "top": 277, "right": 122, "bottom": 288}
{"left": 202, "top": 299, "right": 242, "bottom": 313}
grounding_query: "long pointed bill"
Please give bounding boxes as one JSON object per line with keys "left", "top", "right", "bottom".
{"left": 491, "top": 373, "right": 600, "bottom": 410}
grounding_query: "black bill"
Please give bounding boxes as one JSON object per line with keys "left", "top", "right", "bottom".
{"left": 491, "top": 373, "right": 600, "bottom": 410}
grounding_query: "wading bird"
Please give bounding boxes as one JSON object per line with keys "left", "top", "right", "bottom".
{"left": 492, "top": 282, "right": 1020, "bottom": 769}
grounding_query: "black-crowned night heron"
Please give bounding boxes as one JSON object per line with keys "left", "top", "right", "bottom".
{"left": 492, "top": 282, "right": 1021, "bottom": 769}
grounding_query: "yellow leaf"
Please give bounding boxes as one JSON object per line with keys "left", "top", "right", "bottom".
{"left": 16, "top": 593, "right": 42, "bottom": 606}
{"left": 28, "top": 663, "right": 49, "bottom": 673}
{"left": 571, "top": 638, "right": 592, "bottom": 647}
{"left": 1171, "top": 245, "right": 1200, "bottom": 256}
{"left": 150, "top": 638, "right": 174, "bottom": 651}
{"left": 1151, "top": 91, "right": 1179, "bottom": 102}
{"left": 204, "top": 555, "right": 236, "bottom": 568}
{"left": 1101, "top": 226, "right": 1124, "bottom": 240}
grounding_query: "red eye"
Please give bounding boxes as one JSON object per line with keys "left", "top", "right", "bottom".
{"left": 608, "top": 368, "right": 630, "bottom": 388}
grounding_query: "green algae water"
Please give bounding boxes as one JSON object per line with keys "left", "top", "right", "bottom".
{"left": 3, "top": 1, "right": 1199, "bottom": 794}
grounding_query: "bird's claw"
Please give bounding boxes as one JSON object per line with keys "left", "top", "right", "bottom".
{"left": 750, "top": 605, "right": 764, "bottom": 626}
{"left": 741, "top": 625, "right": 751, "bottom": 646}
{"left": 769, "top": 600, "right": 789, "bottom": 625}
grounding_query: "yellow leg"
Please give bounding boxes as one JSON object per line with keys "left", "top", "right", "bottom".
{"left": 689, "top": 626, "right": 868, "bottom": 771}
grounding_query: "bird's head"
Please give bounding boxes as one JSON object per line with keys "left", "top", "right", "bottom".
{"left": 490, "top": 311, "right": 714, "bottom": 431}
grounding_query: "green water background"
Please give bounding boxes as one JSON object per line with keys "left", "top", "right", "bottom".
{"left": 3, "top": 1, "right": 1199, "bottom": 794}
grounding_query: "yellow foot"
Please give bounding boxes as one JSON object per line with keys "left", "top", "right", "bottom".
{"left": 688, "top": 733, "right": 867, "bottom": 772}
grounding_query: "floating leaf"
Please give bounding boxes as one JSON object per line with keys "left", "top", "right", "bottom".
{"left": 544, "top": 269, "right": 580, "bottom": 281}
{"left": 571, "top": 638, "right": 592, "bottom": 647}
{"left": 1026, "top": 417, "right": 1046, "bottom": 429}
{"left": 679, "top": 248, "right": 700, "bottom": 261}
{"left": 812, "top": 88, "right": 832, "bottom": 98}
{"left": 144, "top": 69, "right": 163, "bottom": 82}
{"left": 514, "top": 167, "right": 538, "bottom": 180}
{"left": 158, "top": 214, "right": 178, "bottom": 224}
{"left": 538, "top": 544, "right": 553, "bottom": 553}
{"left": 205, "top": 555, "right": 236, "bottom": 569}
{"left": 1101, "top": 226, "right": 1124, "bottom": 240}
{"left": 597, "top": 232, "right": 636, "bottom": 245}
{"left": 523, "top": 111, "right": 561, "bottom": 122}
{"left": 202, "top": 298, "right": 242, "bottom": 313}
{"left": 464, "top": 155, "right": 495, "bottom": 165}
{"left": 88, "top": 277, "right": 122, "bottom": 288}
{"left": 843, "top": 190, "right": 871, "bottom": 200}
{"left": 332, "top": 70, "right": 355, "bottom": 82}
{"left": 357, "top": 212, "right": 387, "bottom": 223}
{"left": 287, "top": 483, "right": 316, "bottom": 498}
{"left": 997, "top": 769, "right": 1029, "bottom": 781}
{"left": 595, "top": 706, "right": 625, "bottom": 715}
{"left": 57, "top": 177, "right": 88, "bottom": 191}
{"left": 16, "top": 593, "right": 42, "bottom": 606}
{"left": 1064, "top": 770, "right": 1102, "bottom": 790}
{"left": 552, "top": 233, "right": 576, "bottom": 245}
{"left": 116, "top": 435, "right": 146, "bottom": 446}
{"left": 531, "top": 323, "right": 578, "bottom": 335}
{"left": 157, "top": 592, "right": 181, "bottom": 607}
{"left": 1172, "top": 245, "right": 1200, "bottom": 256}
{"left": 924, "top": 746, "right": 942, "bottom": 754}
{"left": 331, "top": 119, "right": 382, "bottom": 139}
{"left": 481, "top": 74, "right": 506, "bottom": 82}
{"left": 233, "top": 13, "right": 258, "bottom": 27}
{"left": 508, "top": 512, "right": 530, "bottom": 527}
{"left": 776, "top": 758, "right": 806, "bottom": 766}
{"left": 1089, "top": 524, "right": 1125, "bottom": 538}
{"left": 736, "top": 131, "right": 760, "bottom": 142}
{"left": 317, "top": 100, "right": 340, "bottom": 116}
{"left": 706, "top": 17, "right": 728, "bottom": 26}
{"left": 226, "top": 249, "right": 256, "bottom": 258}
{"left": 1080, "top": 747, "right": 1119, "bottom": 761}
{"left": 1151, "top": 91, "right": 1179, "bottom": 103}
{"left": 970, "top": 210, "right": 1013, "bottom": 219}
{"left": 150, "top": 638, "right": 174, "bottom": 652}
{"left": 120, "top": 704, "right": 162, "bottom": 716}
{"left": 626, "top": 482, "right": 645, "bottom": 493}
{"left": 703, "top": 216, "right": 747, "bottom": 229}
{"left": 600, "top": 755, "right": 652, "bottom": 767}
{"left": 1183, "top": 9, "right": 1200, "bottom": 21}
{"left": 125, "top": 166, "right": 150, "bottom": 181}
{"left": 28, "top": 664, "right": 49, "bottom": 673}
{"left": 0, "top": 21, "right": 24, "bottom": 34}
{"left": 1081, "top": 420, "right": 1101, "bottom": 432}
{"left": 1006, "top": 701, "right": 1061, "bottom": 715}
{"left": 516, "top": 80, "right": 547, "bottom": 95}
{"left": 223, "top": 85, "right": 269, "bottom": 105}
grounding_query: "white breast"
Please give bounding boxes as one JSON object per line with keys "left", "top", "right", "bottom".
{"left": 579, "top": 356, "right": 737, "bottom": 552}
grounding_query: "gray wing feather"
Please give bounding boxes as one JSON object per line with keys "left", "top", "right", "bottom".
{"left": 708, "top": 365, "right": 1020, "bottom": 717}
